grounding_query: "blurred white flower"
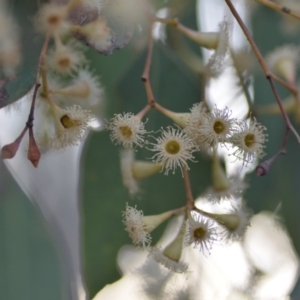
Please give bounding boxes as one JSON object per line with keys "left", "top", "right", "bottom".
{"left": 92, "top": 211, "right": 299, "bottom": 300}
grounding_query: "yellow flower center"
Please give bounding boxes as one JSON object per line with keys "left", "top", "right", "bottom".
{"left": 61, "top": 115, "right": 78, "bottom": 128}
{"left": 58, "top": 57, "right": 71, "bottom": 69}
{"left": 213, "top": 120, "right": 225, "bottom": 134}
{"left": 165, "top": 140, "right": 180, "bottom": 154}
{"left": 48, "top": 15, "right": 60, "bottom": 27}
{"left": 244, "top": 133, "right": 255, "bottom": 148}
{"left": 120, "top": 126, "right": 133, "bottom": 138}
{"left": 194, "top": 227, "right": 207, "bottom": 240}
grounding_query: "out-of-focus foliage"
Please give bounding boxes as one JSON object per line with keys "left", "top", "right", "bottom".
{"left": 0, "top": 0, "right": 44, "bottom": 108}
{"left": 0, "top": 162, "right": 62, "bottom": 300}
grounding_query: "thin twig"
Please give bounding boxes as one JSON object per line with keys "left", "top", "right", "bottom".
{"left": 136, "top": 105, "right": 151, "bottom": 120}
{"left": 141, "top": 28, "right": 156, "bottom": 107}
{"left": 256, "top": 127, "right": 289, "bottom": 176}
{"left": 27, "top": 33, "right": 50, "bottom": 129}
{"left": 255, "top": 0, "right": 300, "bottom": 20}
{"left": 183, "top": 167, "right": 194, "bottom": 210}
{"left": 225, "top": 0, "right": 300, "bottom": 144}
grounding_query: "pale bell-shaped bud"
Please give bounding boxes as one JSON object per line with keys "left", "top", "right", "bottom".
{"left": 149, "top": 221, "right": 188, "bottom": 273}
{"left": 211, "top": 154, "right": 231, "bottom": 192}
{"left": 132, "top": 161, "right": 162, "bottom": 180}
{"left": 123, "top": 205, "right": 181, "bottom": 248}
{"left": 274, "top": 57, "right": 296, "bottom": 84}
{"left": 199, "top": 204, "right": 251, "bottom": 241}
{"left": 163, "top": 227, "right": 185, "bottom": 263}
{"left": 143, "top": 210, "right": 177, "bottom": 234}
{"left": 51, "top": 81, "right": 90, "bottom": 99}
{"left": 206, "top": 212, "right": 240, "bottom": 232}
{"left": 177, "top": 23, "right": 219, "bottom": 50}
{"left": 154, "top": 103, "right": 190, "bottom": 128}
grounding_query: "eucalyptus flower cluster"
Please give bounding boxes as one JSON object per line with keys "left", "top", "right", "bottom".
{"left": 105, "top": 102, "right": 268, "bottom": 274}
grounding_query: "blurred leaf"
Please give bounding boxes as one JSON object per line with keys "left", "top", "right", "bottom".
{"left": 0, "top": 162, "right": 62, "bottom": 300}
{"left": 1, "top": 0, "right": 44, "bottom": 108}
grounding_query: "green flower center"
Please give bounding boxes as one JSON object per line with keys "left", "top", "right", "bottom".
{"left": 244, "top": 133, "right": 255, "bottom": 148}
{"left": 165, "top": 140, "right": 180, "bottom": 154}
{"left": 194, "top": 227, "right": 207, "bottom": 239}
{"left": 120, "top": 126, "right": 133, "bottom": 138}
{"left": 213, "top": 120, "right": 225, "bottom": 134}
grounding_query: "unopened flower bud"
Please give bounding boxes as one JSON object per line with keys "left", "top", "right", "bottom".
{"left": 28, "top": 128, "right": 41, "bottom": 168}
{"left": 177, "top": 24, "right": 219, "bottom": 50}
{"left": 211, "top": 153, "right": 231, "bottom": 192}
{"left": 149, "top": 222, "right": 188, "bottom": 273}
{"left": 154, "top": 103, "right": 190, "bottom": 128}
{"left": 1, "top": 142, "right": 20, "bottom": 159}
{"left": 199, "top": 204, "right": 251, "bottom": 241}
{"left": 132, "top": 161, "right": 162, "bottom": 180}
{"left": 1, "top": 127, "right": 27, "bottom": 159}
{"left": 123, "top": 204, "right": 178, "bottom": 248}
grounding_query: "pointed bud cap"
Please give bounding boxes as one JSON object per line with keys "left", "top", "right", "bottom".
{"left": 149, "top": 222, "right": 188, "bottom": 273}
{"left": 177, "top": 23, "right": 219, "bottom": 50}
{"left": 143, "top": 210, "right": 176, "bottom": 234}
{"left": 28, "top": 128, "right": 41, "bottom": 168}
{"left": 211, "top": 154, "right": 231, "bottom": 192}
{"left": 1, "top": 142, "right": 20, "bottom": 159}
{"left": 132, "top": 161, "right": 162, "bottom": 180}
{"left": 163, "top": 224, "right": 185, "bottom": 262}
{"left": 155, "top": 103, "right": 190, "bottom": 128}
{"left": 1, "top": 127, "right": 27, "bottom": 159}
{"left": 200, "top": 205, "right": 251, "bottom": 241}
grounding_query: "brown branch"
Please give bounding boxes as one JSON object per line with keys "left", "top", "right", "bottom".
{"left": 141, "top": 28, "right": 156, "bottom": 107}
{"left": 183, "top": 167, "right": 194, "bottom": 210}
{"left": 255, "top": 0, "right": 300, "bottom": 20}
{"left": 1, "top": 33, "right": 50, "bottom": 163}
{"left": 28, "top": 33, "right": 50, "bottom": 129}
{"left": 136, "top": 104, "right": 151, "bottom": 120}
{"left": 225, "top": 0, "right": 300, "bottom": 145}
